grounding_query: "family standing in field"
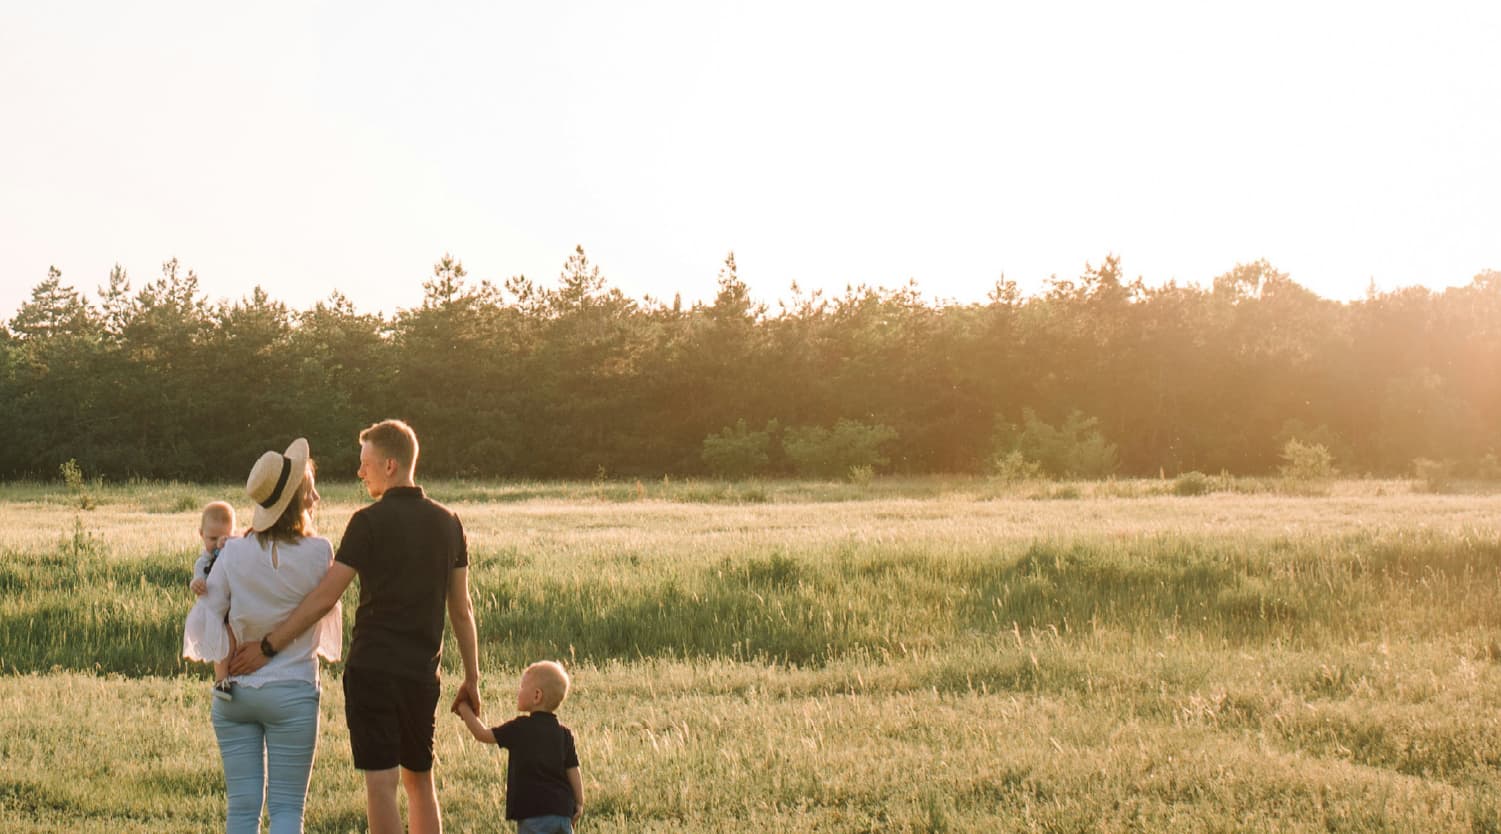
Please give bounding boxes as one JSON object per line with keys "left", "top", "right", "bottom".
{"left": 182, "top": 420, "right": 584, "bottom": 834}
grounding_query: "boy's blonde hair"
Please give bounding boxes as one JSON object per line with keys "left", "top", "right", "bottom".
{"left": 200, "top": 501, "right": 235, "bottom": 531}
{"left": 525, "top": 661, "right": 571, "bottom": 712}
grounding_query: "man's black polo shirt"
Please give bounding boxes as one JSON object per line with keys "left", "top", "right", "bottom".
{"left": 335, "top": 485, "right": 468, "bottom": 679}
{"left": 491, "top": 711, "right": 579, "bottom": 821}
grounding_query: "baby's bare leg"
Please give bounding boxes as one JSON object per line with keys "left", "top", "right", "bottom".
{"left": 215, "top": 626, "right": 238, "bottom": 682}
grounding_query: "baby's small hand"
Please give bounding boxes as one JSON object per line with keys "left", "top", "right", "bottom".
{"left": 190, "top": 578, "right": 208, "bottom": 596}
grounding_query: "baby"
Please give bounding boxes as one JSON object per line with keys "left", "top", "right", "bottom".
{"left": 185, "top": 501, "right": 236, "bottom": 698}
{"left": 456, "top": 661, "right": 584, "bottom": 834}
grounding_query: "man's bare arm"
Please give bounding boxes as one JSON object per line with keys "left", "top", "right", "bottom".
{"left": 447, "top": 565, "right": 481, "bottom": 713}
{"left": 228, "top": 562, "right": 356, "bottom": 675}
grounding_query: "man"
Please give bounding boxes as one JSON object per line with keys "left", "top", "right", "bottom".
{"left": 231, "top": 419, "right": 481, "bottom": 834}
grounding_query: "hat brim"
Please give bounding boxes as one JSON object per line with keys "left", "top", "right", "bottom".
{"left": 250, "top": 438, "right": 311, "bottom": 532}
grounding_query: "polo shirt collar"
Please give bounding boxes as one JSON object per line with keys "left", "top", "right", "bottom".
{"left": 381, "top": 486, "right": 425, "bottom": 500}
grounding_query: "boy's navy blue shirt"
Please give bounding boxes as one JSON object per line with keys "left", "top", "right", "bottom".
{"left": 490, "top": 711, "right": 579, "bottom": 821}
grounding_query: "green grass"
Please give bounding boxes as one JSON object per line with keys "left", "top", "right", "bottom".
{"left": 4, "top": 478, "right": 1501, "bottom": 831}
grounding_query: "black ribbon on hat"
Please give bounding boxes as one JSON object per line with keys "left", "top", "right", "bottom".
{"left": 259, "top": 457, "right": 293, "bottom": 509}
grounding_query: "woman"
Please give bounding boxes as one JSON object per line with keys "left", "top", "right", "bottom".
{"left": 184, "top": 437, "right": 343, "bottom": 834}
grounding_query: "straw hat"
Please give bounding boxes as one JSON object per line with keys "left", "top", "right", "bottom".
{"left": 246, "top": 438, "right": 310, "bottom": 532}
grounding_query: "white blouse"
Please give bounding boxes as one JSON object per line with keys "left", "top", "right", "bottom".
{"left": 182, "top": 533, "right": 343, "bottom": 688}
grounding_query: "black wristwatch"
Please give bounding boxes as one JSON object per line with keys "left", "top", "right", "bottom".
{"left": 260, "top": 636, "right": 278, "bottom": 658}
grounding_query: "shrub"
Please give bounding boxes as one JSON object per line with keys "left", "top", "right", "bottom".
{"left": 1279, "top": 439, "right": 1335, "bottom": 481}
{"left": 992, "top": 409, "right": 1118, "bottom": 479}
{"left": 1173, "top": 471, "right": 1212, "bottom": 496}
{"left": 847, "top": 464, "right": 875, "bottom": 486}
{"left": 1413, "top": 457, "right": 1455, "bottom": 493}
{"left": 60, "top": 458, "right": 84, "bottom": 492}
{"left": 782, "top": 420, "right": 897, "bottom": 479}
{"left": 58, "top": 458, "right": 97, "bottom": 510}
{"left": 61, "top": 515, "right": 106, "bottom": 560}
{"left": 701, "top": 419, "right": 775, "bottom": 479}
{"left": 1275, "top": 420, "right": 1352, "bottom": 470}
{"left": 988, "top": 450, "right": 1043, "bottom": 483}
{"left": 1478, "top": 453, "right": 1501, "bottom": 481}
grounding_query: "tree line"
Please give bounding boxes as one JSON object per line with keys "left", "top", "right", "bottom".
{"left": 4, "top": 248, "right": 1499, "bottom": 481}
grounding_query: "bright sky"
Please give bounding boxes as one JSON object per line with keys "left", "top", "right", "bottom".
{"left": 3, "top": 1, "right": 1499, "bottom": 320}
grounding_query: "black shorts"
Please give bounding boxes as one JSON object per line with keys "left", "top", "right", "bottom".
{"left": 342, "top": 665, "right": 442, "bottom": 772}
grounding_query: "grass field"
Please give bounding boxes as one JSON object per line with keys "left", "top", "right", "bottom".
{"left": 3, "top": 477, "right": 1501, "bottom": 832}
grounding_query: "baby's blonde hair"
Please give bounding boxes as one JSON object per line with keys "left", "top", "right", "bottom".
{"left": 200, "top": 501, "right": 235, "bottom": 531}
{"left": 524, "top": 661, "right": 571, "bottom": 712}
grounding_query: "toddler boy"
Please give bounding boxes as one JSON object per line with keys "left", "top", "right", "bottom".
{"left": 456, "top": 661, "right": 583, "bottom": 833}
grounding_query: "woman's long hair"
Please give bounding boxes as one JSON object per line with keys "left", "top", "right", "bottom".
{"left": 255, "top": 460, "right": 316, "bottom": 546}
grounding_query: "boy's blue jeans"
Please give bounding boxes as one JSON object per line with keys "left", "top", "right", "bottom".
{"left": 518, "top": 815, "right": 575, "bottom": 834}
{"left": 211, "top": 680, "right": 321, "bottom": 834}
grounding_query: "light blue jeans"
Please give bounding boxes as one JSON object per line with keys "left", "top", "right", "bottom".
{"left": 211, "top": 681, "right": 321, "bottom": 834}
{"left": 518, "top": 816, "right": 574, "bottom": 834}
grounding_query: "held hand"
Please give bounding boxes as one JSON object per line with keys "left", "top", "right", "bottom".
{"left": 228, "top": 640, "right": 271, "bottom": 676}
{"left": 451, "top": 678, "right": 480, "bottom": 716}
{"left": 190, "top": 578, "right": 208, "bottom": 596}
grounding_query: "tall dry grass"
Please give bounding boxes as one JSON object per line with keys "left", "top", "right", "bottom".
{"left": 3, "top": 479, "right": 1501, "bottom": 831}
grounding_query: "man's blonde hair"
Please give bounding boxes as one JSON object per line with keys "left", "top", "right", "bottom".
{"left": 200, "top": 501, "right": 235, "bottom": 531}
{"left": 525, "top": 661, "right": 571, "bottom": 712}
{"left": 359, "top": 419, "right": 420, "bottom": 472}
